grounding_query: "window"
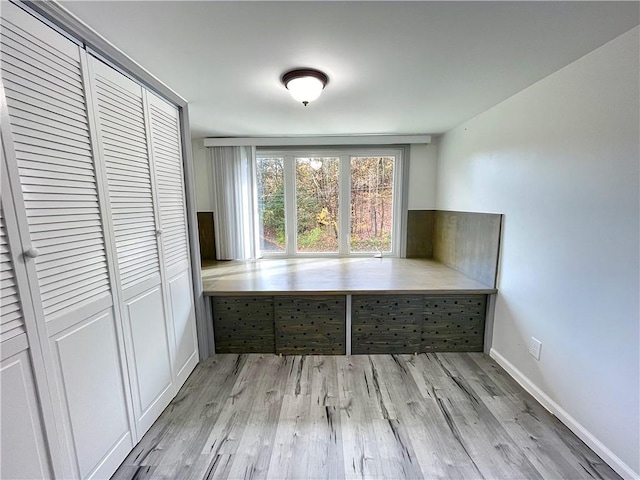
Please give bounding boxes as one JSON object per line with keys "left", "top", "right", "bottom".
{"left": 256, "top": 148, "right": 404, "bottom": 257}
{"left": 256, "top": 157, "right": 286, "bottom": 252}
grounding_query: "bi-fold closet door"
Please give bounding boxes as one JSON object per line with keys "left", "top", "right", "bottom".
{"left": 0, "top": 2, "right": 198, "bottom": 478}
{"left": 1, "top": 4, "right": 135, "bottom": 478}
{"left": 0, "top": 155, "right": 54, "bottom": 480}
{"left": 88, "top": 57, "right": 175, "bottom": 438}
{"left": 87, "top": 56, "right": 198, "bottom": 436}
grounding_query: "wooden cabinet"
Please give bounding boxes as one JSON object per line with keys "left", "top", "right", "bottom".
{"left": 0, "top": 3, "right": 198, "bottom": 478}
{"left": 274, "top": 296, "right": 346, "bottom": 355}
{"left": 211, "top": 294, "right": 487, "bottom": 355}
{"left": 352, "top": 294, "right": 487, "bottom": 354}
{"left": 351, "top": 295, "right": 423, "bottom": 354}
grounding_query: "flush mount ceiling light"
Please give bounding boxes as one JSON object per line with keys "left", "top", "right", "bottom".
{"left": 281, "top": 68, "right": 328, "bottom": 106}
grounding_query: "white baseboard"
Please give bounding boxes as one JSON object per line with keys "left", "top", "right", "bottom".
{"left": 489, "top": 348, "right": 639, "bottom": 480}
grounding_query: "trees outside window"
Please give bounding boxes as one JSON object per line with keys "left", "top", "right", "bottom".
{"left": 256, "top": 149, "right": 403, "bottom": 257}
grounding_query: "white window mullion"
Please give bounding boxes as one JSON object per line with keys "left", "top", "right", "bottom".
{"left": 338, "top": 155, "right": 350, "bottom": 255}
{"left": 284, "top": 155, "right": 296, "bottom": 255}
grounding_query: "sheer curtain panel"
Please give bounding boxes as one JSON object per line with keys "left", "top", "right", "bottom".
{"left": 210, "top": 146, "right": 260, "bottom": 260}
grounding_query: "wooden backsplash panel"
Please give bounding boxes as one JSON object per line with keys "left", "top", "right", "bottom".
{"left": 432, "top": 211, "right": 502, "bottom": 287}
{"left": 197, "top": 211, "right": 216, "bottom": 261}
{"left": 406, "top": 210, "right": 435, "bottom": 258}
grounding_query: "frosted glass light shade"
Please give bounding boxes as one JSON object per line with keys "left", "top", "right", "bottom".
{"left": 281, "top": 68, "right": 328, "bottom": 106}
{"left": 286, "top": 77, "right": 324, "bottom": 104}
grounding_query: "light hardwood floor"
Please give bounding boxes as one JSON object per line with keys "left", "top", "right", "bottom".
{"left": 201, "top": 258, "right": 496, "bottom": 295}
{"left": 112, "top": 354, "right": 619, "bottom": 480}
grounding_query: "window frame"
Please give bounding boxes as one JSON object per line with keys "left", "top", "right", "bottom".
{"left": 256, "top": 147, "right": 405, "bottom": 258}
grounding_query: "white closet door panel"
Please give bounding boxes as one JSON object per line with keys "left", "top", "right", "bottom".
{"left": 0, "top": 50, "right": 82, "bottom": 93}
{"left": 100, "top": 127, "right": 147, "bottom": 147}
{"left": 106, "top": 162, "right": 151, "bottom": 178}
{"left": 90, "top": 57, "right": 160, "bottom": 293}
{"left": 1, "top": 345, "right": 52, "bottom": 480}
{"left": 0, "top": 49, "right": 83, "bottom": 96}
{"left": 15, "top": 152, "right": 95, "bottom": 174}
{"left": 4, "top": 88, "right": 88, "bottom": 125}
{"left": 0, "top": 39, "right": 80, "bottom": 86}
{"left": 147, "top": 93, "right": 189, "bottom": 269}
{"left": 43, "top": 286, "right": 111, "bottom": 319}
{"left": 167, "top": 270, "right": 198, "bottom": 388}
{"left": 30, "top": 225, "right": 102, "bottom": 242}
{"left": 13, "top": 138, "right": 93, "bottom": 166}
{"left": 124, "top": 286, "right": 173, "bottom": 435}
{"left": 51, "top": 310, "right": 132, "bottom": 479}
{"left": 20, "top": 172, "right": 98, "bottom": 191}
{"left": 4, "top": 84, "right": 88, "bottom": 121}
{"left": 8, "top": 111, "right": 91, "bottom": 143}
{"left": 36, "top": 238, "right": 103, "bottom": 257}
{"left": 40, "top": 271, "right": 109, "bottom": 299}
{"left": 0, "top": 11, "right": 80, "bottom": 66}
{"left": 101, "top": 134, "right": 148, "bottom": 155}
{"left": 38, "top": 259, "right": 109, "bottom": 286}
{"left": 11, "top": 126, "right": 92, "bottom": 152}
{"left": 2, "top": 69, "right": 86, "bottom": 111}
{"left": 96, "top": 111, "right": 146, "bottom": 138}
{"left": 0, "top": 205, "right": 25, "bottom": 342}
{"left": 1, "top": 8, "right": 111, "bottom": 324}
{"left": 6, "top": 101, "right": 88, "bottom": 135}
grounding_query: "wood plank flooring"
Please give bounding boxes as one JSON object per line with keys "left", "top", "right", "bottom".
{"left": 112, "top": 354, "right": 620, "bottom": 480}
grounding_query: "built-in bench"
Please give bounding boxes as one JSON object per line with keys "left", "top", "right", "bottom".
{"left": 201, "top": 210, "right": 502, "bottom": 355}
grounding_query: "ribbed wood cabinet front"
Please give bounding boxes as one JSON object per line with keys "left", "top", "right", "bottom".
{"left": 0, "top": 3, "right": 198, "bottom": 479}
{"left": 351, "top": 294, "right": 487, "bottom": 354}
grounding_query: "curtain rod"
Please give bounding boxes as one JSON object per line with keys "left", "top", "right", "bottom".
{"left": 203, "top": 135, "right": 431, "bottom": 147}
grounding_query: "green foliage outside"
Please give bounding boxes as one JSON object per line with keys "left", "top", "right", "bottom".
{"left": 257, "top": 156, "right": 394, "bottom": 254}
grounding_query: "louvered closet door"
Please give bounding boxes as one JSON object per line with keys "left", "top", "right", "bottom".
{"left": 147, "top": 92, "right": 199, "bottom": 389}
{"left": 0, "top": 188, "right": 53, "bottom": 480}
{"left": 89, "top": 56, "right": 174, "bottom": 437}
{"left": 1, "top": 207, "right": 25, "bottom": 343}
{"left": 1, "top": 3, "right": 134, "bottom": 479}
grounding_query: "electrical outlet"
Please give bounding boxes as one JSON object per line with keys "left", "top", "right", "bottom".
{"left": 529, "top": 337, "right": 542, "bottom": 360}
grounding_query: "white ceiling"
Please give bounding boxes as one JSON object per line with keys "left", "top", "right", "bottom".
{"left": 61, "top": 1, "right": 639, "bottom": 139}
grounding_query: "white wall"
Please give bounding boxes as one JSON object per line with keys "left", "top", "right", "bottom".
{"left": 407, "top": 143, "right": 438, "bottom": 210}
{"left": 192, "top": 139, "right": 214, "bottom": 211}
{"left": 437, "top": 27, "right": 639, "bottom": 478}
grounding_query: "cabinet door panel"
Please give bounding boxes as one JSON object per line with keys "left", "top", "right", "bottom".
{"left": 125, "top": 285, "right": 173, "bottom": 434}
{"left": 0, "top": 347, "right": 52, "bottom": 480}
{"left": 51, "top": 310, "right": 132, "bottom": 479}
{"left": 168, "top": 270, "right": 198, "bottom": 387}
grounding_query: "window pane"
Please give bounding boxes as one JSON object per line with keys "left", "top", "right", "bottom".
{"left": 257, "top": 157, "right": 286, "bottom": 253}
{"left": 350, "top": 156, "right": 395, "bottom": 253}
{"left": 295, "top": 157, "right": 339, "bottom": 253}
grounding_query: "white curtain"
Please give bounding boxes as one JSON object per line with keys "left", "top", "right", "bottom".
{"left": 210, "top": 146, "right": 260, "bottom": 260}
